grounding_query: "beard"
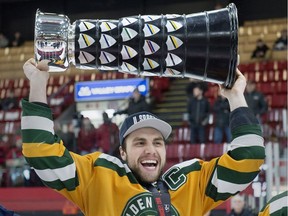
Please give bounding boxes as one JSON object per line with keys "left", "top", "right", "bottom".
{"left": 125, "top": 155, "right": 165, "bottom": 184}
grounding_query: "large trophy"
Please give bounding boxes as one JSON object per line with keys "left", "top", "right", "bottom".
{"left": 35, "top": 3, "right": 238, "bottom": 88}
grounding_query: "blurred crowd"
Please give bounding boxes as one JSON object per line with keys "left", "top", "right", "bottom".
{"left": 251, "top": 28, "right": 287, "bottom": 59}
{"left": 186, "top": 79, "right": 268, "bottom": 144}
{"left": 0, "top": 31, "right": 24, "bottom": 48}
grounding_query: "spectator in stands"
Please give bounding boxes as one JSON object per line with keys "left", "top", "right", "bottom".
{"left": 226, "top": 194, "right": 254, "bottom": 216}
{"left": 213, "top": 88, "right": 232, "bottom": 144}
{"left": 77, "top": 117, "right": 98, "bottom": 155}
{"left": 5, "top": 136, "right": 25, "bottom": 167}
{"left": 186, "top": 79, "right": 208, "bottom": 99}
{"left": 150, "top": 77, "right": 170, "bottom": 104}
{"left": 214, "top": 2, "right": 224, "bottom": 9}
{"left": 273, "top": 28, "right": 287, "bottom": 51}
{"left": 251, "top": 39, "right": 269, "bottom": 59}
{"left": 0, "top": 135, "right": 10, "bottom": 167}
{"left": 9, "top": 31, "right": 24, "bottom": 47}
{"left": 244, "top": 81, "right": 268, "bottom": 123}
{"left": 97, "top": 112, "right": 120, "bottom": 157}
{"left": 2, "top": 89, "right": 18, "bottom": 111}
{"left": 113, "top": 87, "right": 150, "bottom": 116}
{"left": 0, "top": 32, "right": 9, "bottom": 48}
{"left": 55, "top": 122, "right": 76, "bottom": 152}
{"left": 187, "top": 84, "right": 210, "bottom": 144}
{"left": 5, "top": 136, "right": 28, "bottom": 187}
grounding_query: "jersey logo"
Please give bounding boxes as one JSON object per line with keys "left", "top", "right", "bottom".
{"left": 162, "top": 159, "right": 201, "bottom": 191}
{"left": 121, "top": 192, "right": 179, "bottom": 216}
{"left": 162, "top": 166, "right": 187, "bottom": 190}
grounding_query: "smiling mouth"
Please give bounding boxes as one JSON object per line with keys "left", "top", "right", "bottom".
{"left": 141, "top": 160, "right": 158, "bottom": 170}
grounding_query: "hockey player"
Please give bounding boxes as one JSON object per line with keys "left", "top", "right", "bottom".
{"left": 21, "top": 58, "right": 265, "bottom": 215}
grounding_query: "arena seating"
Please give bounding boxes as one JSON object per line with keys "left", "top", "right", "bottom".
{"left": 238, "top": 17, "right": 287, "bottom": 63}
{"left": 1, "top": 59, "right": 285, "bottom": 169}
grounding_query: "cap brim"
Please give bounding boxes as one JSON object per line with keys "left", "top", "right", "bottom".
{"left": 123, "top": 118, "right": 172, "bottom": 141}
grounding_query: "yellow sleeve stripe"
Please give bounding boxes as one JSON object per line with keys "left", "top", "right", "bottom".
{"left": 218, "top": 154, "right": 264, "bottom": 172}
{"left": 23, "top": 142, "right": 65, "bottom": 158}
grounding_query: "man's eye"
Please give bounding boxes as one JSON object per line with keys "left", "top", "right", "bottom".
{"left": 155, "top": 142, "right": 163, "bottom": 146}
{"left": 135, "top": 142, "right": 144, "bottom": 146}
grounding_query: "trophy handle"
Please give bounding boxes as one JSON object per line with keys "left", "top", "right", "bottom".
{"left": 34, "top": 4, "right": 238, "bottom": 88}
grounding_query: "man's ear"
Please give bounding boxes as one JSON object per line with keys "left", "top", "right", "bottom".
{"left": 119, "top": 146, "right": 127, "bottom": 161}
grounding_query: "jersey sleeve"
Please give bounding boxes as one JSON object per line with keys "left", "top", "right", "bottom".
{"left": 21, "top": 99, "right": 100, "bottom": 210}
{"left": 205, "top": 107, "right": 265, "bottom": 200}
{"left": 163, "top": 107, "right": 265, "bottom": 215}
{"left": 258, "top": 191, "right": 288, "bottom": 216}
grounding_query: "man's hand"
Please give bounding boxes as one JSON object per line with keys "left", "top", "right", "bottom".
{"left": 23, "top": 58, "right": 50, "bottom": 103}
{"left": 23, "top": 58, "right": 49, "bottom": 83}
{"left": 219, "top": 69, "right": 248, "bottom": 111}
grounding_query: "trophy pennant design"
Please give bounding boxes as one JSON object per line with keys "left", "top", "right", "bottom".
{"left": 34, "top": 3, "right": 238, "bottom": 88}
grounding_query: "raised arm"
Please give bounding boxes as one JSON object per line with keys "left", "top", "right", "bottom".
{"left": 202, "top": 69, "right": 265, "bottom": 210}
{"left": 21, "top": 59, "right": 97, "bottom": 211}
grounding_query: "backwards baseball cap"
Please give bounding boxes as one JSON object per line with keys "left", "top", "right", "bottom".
{"left": 119, "top": 111, "right": 172, "bottom": 145}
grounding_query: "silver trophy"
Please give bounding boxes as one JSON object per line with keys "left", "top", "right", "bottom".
{"left": 35, "top": 3, "right": 238, "bottom": 88}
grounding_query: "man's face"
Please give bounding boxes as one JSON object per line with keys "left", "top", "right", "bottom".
{"left": 246, "top": 83, "right": 256, "bottom": 93}
{"left": 120, "top": 127, "right": 166, "bottom": 183}
{"left": 232, "top": 198, "right": 245, "bottom": 213}
{"left": 132, "top": 91, "right": 141, "bottom": 101}
{"left": 193, "top": 87, "right": 202, "bottom": 98}
{"left": 257, "top": 40, "right": 264, "bottom": 47}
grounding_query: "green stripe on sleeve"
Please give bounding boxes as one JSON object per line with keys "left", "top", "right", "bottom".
{"left": 217, "top": 165, "right": 260, "bottom": 184}
{"left": 41, "top": 171, "right": 79, "bottom": 191}
{"left": 206, "top": 183, "right": 236, "bottom": 201}
{"left": 229, "top": 146, "right": 265, "bottom": 160}
{"left": 269, "top": 191, "right": 288, "bottom": 203}
{"left": 25, "top": 149, "right": 74, "bottom": 170}
{"left": 232, "top": 124, "right": 262, "bottom": 139}
{"left": 21, "top": 99, "right": 53, "bottom": 120}
{"left": 270, "top": 207, "right": 288, "bottom": 216}
{"left": 22, "top": 129, "right": 60, "bottom": 144}
{"left": 179, "top": 161, "right": 202, "bottom": 175}
{"left": 94, "top": 158, "right": 138, "bottom": 184}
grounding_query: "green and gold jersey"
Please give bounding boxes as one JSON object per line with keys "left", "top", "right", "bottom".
{"left": 21, "top": 99, "right": 265, "bottom": 216}
{"left": 258, "top": 191, "right": 287, "bottom": 216}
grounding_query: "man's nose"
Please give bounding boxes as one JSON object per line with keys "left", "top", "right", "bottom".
{"left": 144, "top": 143, "right": 156, "bottom": 154}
